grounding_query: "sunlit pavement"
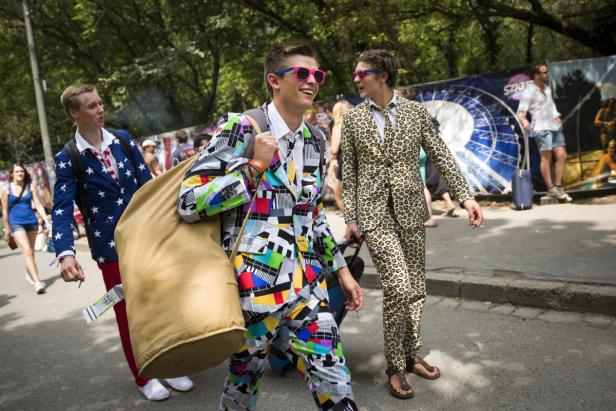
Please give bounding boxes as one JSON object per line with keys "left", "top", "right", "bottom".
{"left": 1, "top": 243, "right": 615, "bottom": 410}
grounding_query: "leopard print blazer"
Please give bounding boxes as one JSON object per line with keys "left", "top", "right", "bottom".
{"left": 341, "top": 97, "right": 474, "bottom": 232}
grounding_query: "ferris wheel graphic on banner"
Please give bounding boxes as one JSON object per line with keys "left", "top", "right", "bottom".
{"left": 415, "top": 85, "right": 521, "bottom": 194}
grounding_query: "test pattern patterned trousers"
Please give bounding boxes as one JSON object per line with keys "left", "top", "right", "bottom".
{"left": 220, "top": 296, "right": 357, "bottom": 411}
{"left": 362, "top": 204, "right": 427, "bottom": 373}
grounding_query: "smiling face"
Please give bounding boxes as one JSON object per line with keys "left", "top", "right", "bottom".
{"left": 69, "top": 91, "right": 105, "bottom": 130}
{"left": 353, "top": 61, "right": 387, "bottom": 100}
{"left": 10, "top": 165, "right": 25, "bottom": 183}
{"left": 268, "top": 54, "right": 319, "bottom": 114}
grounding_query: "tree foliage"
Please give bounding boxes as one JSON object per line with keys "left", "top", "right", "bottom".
{"left": 1, "top": 0, "right": 614, "bottom": 168}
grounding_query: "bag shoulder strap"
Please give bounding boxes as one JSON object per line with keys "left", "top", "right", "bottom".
{"left": 242, "top": 108, "right": 267, "bottom": 134}
{"left": 242, "top": 108, "right": 326, "bottom": 175}
{"left": 64, "top": 139, "right": 94, "bottom": 248}
{"left": 108, "top": 129, "right": 137, "bottom": 172}
{"left": 7, "top": 183, "right": 23, "bottom": 211}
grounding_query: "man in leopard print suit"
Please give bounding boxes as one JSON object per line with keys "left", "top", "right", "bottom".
{"left": 341, "top": 49, "right": 484, "bottom": 399}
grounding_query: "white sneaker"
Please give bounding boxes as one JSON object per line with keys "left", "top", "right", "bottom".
{"left": 34, "top": 282, "right": 46, "bottom": 294}
{"left": 139, "top": 379, "right": 170, "bottom": 401}
{"left": 25, "top": 275, "right": 35, "bottom": 285}
{"left": 556, "top": 186, "right": 573, "bottom": 202}
{"left": 165, "top": 376, "right": 194, "bottom": 392}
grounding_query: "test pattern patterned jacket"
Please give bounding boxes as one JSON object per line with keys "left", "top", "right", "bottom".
{"left": 177, "top": 110, "right": 346, "bottom": 314}
{"left": 341, "top": 97, "right": 474, "bottom": 232}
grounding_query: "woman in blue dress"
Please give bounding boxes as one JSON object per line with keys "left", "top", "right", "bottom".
{"left": 1, "top": 163, "right": 50, "bottom": 294}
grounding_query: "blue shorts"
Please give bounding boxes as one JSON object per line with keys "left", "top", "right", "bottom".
{"left": 10, "top": 223, "right": 38, "bottom": 233}
{"left": 531, "top": 129, "right": 566, "bottom": 151}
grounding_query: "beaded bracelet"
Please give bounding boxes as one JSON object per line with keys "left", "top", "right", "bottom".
{"left": 244, "top": 163, "right": 263, "bottom": 188}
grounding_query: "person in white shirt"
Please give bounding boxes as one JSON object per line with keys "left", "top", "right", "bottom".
{"left": 517, "top": 63, "right": 572, "bottom": 202}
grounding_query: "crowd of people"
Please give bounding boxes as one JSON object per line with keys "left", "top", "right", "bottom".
{"left": 10, "top": 40, "right": 599, "bottom": 410}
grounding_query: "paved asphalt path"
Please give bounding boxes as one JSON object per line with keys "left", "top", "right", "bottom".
{"left": 1, "top": 243, "right": 615, "bottom": 410}
{"left": 325, "top": 200, "right": 616, "bottom": 285}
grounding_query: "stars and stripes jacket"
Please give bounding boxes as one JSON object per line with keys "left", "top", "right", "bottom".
{"left": 51, "top": 129, "right": 152, "bottom": 264}
{"left": 177, "top": 106, "right": 347, "bottom": 314}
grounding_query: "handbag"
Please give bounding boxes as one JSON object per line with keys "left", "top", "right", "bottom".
{"left": 7, "top": 235, "right": 18, "bottom": 250}
{"left": 115, "top": 114, "right": 267, "bottom": 379}
{"left": 512, "top": 130, "right": 533, "bottom": 210}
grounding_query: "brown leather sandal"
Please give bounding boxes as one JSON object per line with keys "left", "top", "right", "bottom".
{"left": 385, "top": 367, "right": 414, "bottom": 399}
{"left": 406, "top": 356, "right": 441, "bottom": 380}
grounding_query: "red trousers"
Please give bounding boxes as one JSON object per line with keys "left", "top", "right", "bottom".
{"left": 98, "top": 261, "right": 149, "bottom": 387}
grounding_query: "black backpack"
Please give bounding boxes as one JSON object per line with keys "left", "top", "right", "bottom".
{"left": 63, "top": 130, "right": 137, "bottom": 247}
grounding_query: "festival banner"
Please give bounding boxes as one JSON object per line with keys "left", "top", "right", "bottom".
{"left": 411, "top": 55, "right": 616, "bottom": 194}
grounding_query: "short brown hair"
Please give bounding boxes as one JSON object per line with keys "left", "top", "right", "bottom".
{"left": 357, "top": 49, "right": 399, "bottom": 88}
{"left": 264, "top": 42, "right": 319, "bottom": 97}
{"left": 529, "top": 63, "right": 547, "bottom": 79}
{"left": 60, "top": 84, "right": 97, "bottom": 119}
{"left": 175, "top": 130, "right": 188, "bottom": 143}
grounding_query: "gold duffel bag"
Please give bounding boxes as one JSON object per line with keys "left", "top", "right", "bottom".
{"left": 115, "top": 155, "right": 246, "bottom": 379}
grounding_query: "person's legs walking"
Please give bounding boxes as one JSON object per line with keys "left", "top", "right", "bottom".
{"left": 398, "top": 227, "right": 426, "bottom": 361}
{"left": 220, "top": 311, "right": 282, "bottom": 410}
{"left": 12, "top": 229, "right": 44, "bottom": 291}
{"left": 283, "top": 300, "right": 356, "bottom": 410}
{"left": 423, "top": 187, "right": 437, "bottom": 227}
{"left": 364, "top": 227, "right": 412, "bottom": 373}
{"left": 442, "top": 192, "right": 458, "bottom": 216}
{"left": 98, "top": 261, "right": 149, "bottom": 387}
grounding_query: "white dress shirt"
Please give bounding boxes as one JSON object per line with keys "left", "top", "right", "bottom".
{"left": 267, "top": 102, "right": 305, "bottom": 193}
{"left": 75, "top": 128, "right": 120, "bottom": 175}
{"left": 517, "top": 82, "right": 561, "bottom": 132}
{"left": 367, "top": 93, "right": 398, "bottom": 144}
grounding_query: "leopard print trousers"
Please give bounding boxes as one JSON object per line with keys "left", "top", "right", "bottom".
{"left": 363, "top": 200, "right": 426, "bottom": 372}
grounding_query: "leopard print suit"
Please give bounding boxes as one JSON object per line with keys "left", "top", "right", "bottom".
{"left": 341, "top": 97, "right": 474, "bottom": 372}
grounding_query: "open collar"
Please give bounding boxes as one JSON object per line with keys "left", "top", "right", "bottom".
{"left": 75, "top": 128, "right": 115, "bottom": 153}
{"left": 366, "top": 92, "right": 398, "bottom": 112}
{"left": 267, "top": 102, "right": 306, "bottom": 141}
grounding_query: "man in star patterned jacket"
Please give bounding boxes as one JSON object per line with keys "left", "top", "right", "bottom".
{"left": 51, "top": 84, "right": 193, "bottom": 401}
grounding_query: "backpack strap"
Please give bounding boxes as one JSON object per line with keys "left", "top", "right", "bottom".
{"left": 63, "top": 129, "right": 138, "bottom": 249}
{"left": 242, "top": 108, "right": 326, "bottom": 179}
{"left": 64, "top": 139, "right": 94, "bottom": 248}
{"left": 108, "top": 129, "right": 137, "bottom": 174}
{"left": 242, "top": 108, "right": 268, "bottom": 160}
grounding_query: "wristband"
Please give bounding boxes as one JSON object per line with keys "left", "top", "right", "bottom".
{"left": 249, "top": 159, "right": 268, "bottom": 172}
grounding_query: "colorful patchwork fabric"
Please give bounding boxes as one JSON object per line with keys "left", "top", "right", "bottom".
{"left": 220, "top": 297, "right": 356, "bottom": 410}
{"left": 177, "top": 106, "right": 347, "bottom": 314}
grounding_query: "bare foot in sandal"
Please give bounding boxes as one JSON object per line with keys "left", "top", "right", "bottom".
{"left": 444, "top": 207, "right": 458, "bottom": 217}
{"left": 386, "top": 369, "right": 414, "bottom": 399}
{"left": 406, "top": 356, "right": 441, "bottom": 380}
